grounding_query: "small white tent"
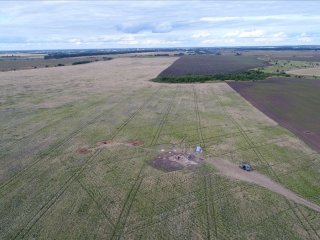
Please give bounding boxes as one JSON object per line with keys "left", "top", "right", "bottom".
{"left": 195, "top": 145, "right": 203, "bottom": 153}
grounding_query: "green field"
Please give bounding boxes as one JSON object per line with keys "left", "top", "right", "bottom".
{"left": 0, "top": 58, "right": 320, "bottom": 239}
{"left": 257, "top": 60, "right": 320, "bottom": 74}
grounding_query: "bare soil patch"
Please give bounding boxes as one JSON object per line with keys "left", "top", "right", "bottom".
{"left": 76, "top": 147, "right": 91, "bottom": 155}
{"left": 210, "top": 158, "right": 320, "bottom": 213}
{"left": 127, "top": 139, "right": 144, "bottom": 146}
{"left": 96, "top": 140, "right": 113, "bottom": 146}
{"left": 152, "top": 151, "right": 203, "bottom": 172}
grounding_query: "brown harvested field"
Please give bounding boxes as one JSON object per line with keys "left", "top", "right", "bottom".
{"left": 228, "top": 77, "right": 320, "bottom": 151}
{"left": 0, "top": 56, "right": 110, "bottom": 72}
{"left": 158, "top": 55, "right": 268, "bottom": 76}
{"left": 0, "top": 52, "right": 179, "bottom": 72}
{"left": 0, "top": 53, "right": 46, "bottom": 58}
{"left": 287, "top": 67, "right": 320, "bottom": 76}
{"left": 242, "top": 50, "right": 320, "bottom": 61}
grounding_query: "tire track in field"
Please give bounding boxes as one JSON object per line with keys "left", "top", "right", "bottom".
{"left": 203, "top": 175, "right": 212, "bottom": 240}
{"left": 194, "top": 85, "right": 218, "bottom": 238}
{"left": 193, "top": 85, "right": 206, "bottom": 148}
{"left": 0, "top": 107, "right": 109, "bottom": 193}
{"left": 77, "top": 179, "right": 115, "bottom": 228}
{"left": 215, "top": 92, "right": 319, "bottom": 239}
{"left": 123, "top": 173, "right": 247, "bottom": 239}
{"left": 149, "top": 86, "right": 179, "bottom": 146}
{"left": 111, "top": 86, "right": 180, "bottom": 239}
{"left": 224, "top": 205, "right": 294, "bottom": 239}
{"left": 13, "top": 149, "right": 103, "bottom": 240}
{"left": 228, "top": 116, "right": 318, "bottom": 239}
{"left": 216, "top": 94, "right": 314, "bottom": 238}
{"left": 0, "top": 89, "right": 155, "bottom": 194}
{"left": 206, "top": 175, "right": 218, "bottom": 239}
{"left": 110, "top": 167, "right": 144, "bottom": 240}
{"left": 0, "top": 97, "right": 111, "bottom": 155}
{"left": 11, "top": 88, "right": 162, "bottom": 239}
{"left": 295, "top": 204, "right": 320, "bottom": 240}
{"left": 124, "top": 197, "right": 204, "bottom": 236}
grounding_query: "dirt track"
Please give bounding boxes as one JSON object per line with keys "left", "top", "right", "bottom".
{"left": 210, "top": 159, "right": 320, "bottom": 213}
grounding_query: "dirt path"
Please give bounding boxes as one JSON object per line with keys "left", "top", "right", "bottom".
{"left": 210, "top": 159, "right": 320, "bottom": 213}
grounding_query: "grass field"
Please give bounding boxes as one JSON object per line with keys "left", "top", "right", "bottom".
{"left": 1, "top": 57, "right": 320, "bottom": 239}
{"left": 257, "top": 60, "right": 320, "bottom": 74}
{"left": 287, "top": 67, "right": 320, "bottom": 77}
{"left": 242, "top": 50, "right": 320, "bottom": 62}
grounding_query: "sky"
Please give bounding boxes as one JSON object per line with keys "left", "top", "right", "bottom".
{"left": 0, "top": 1, "right": 320, "bottom": 50}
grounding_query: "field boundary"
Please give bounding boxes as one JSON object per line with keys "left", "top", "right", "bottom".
{"left": 215, "top": 88, "right": 319, "bottom": 239}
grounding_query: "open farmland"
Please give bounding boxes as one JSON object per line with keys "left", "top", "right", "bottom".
{"left": 1, "top": 57, "right": 320, "bottom": 239}
{"left": 257, "top": 60, "right": 320, "bottom": 75}
{"left": 0, "top": 55, "right": 112, "bottom": 72}
{"left": 242, "top": 50, "right": 320, "bottom": 62}
{"left": 0, "top": 51, "right": 178, "bottom": 72}
{"left": 228, "top": 77, "right": 320, "bottom": 152}
{"left": 158, "top": 55, "right": 269, "bottom": 76}
{"left": 287, "top": 67, "right": 320, "bottom": 77}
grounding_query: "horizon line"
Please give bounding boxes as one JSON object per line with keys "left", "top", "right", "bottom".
{"left": 1, "top": 45, "right": 320, "bottom": 52}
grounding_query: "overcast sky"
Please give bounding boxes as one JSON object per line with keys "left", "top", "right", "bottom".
{"left": 0, "top": 1, "right": 319, "bottom": 50}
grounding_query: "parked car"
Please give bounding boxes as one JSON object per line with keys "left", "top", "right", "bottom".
{"left": 239, "top": 162, "right": 253, "bottom": 171}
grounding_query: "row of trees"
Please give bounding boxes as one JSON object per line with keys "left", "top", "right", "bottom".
{"left": 154, "top": 70, "right": 288, "bottom": 83}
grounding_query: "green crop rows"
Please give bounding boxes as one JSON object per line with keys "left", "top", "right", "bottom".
{"left": 0, "top": 71, "right": 319, "bottom": 239}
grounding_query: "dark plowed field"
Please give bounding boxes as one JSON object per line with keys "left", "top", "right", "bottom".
{"left": 229, "top": 77, "right": 320, "bottom": 151}
{"left": 159, "top": 55, "right": 268, "bottom": 76}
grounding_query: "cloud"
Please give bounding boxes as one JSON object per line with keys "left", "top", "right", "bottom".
{"left": 201, "top": 38, "right": 235, "bottom": 45}
{"left": 0, "top": 1, "right": 319, "bottom": 50}
{"left": 118, "top": 35, "right": 139, "bottom": 45}
{"left": 223, "top": 30, "right": 265, "bottom": 38}
{"left": 192, "top": 30, "right": 211, "bottom": 39}
{"left": 297, "top": 33, "right": 312, "bottom": 43}
{"left": 199, "top": 16, "right": 239, "bottom": 23}
{"left": 199, "top": 15, "right": 320, "bottom": 23}
{"left": 116, "top": 22, "right": 173, "bottom": 34}
{"left": 0, "top": 36, "right": 26, "bottom": 43}
{"left": 238, "top": 30, "right": 265, "bottom": 38}
{"left": 238, "top": 30, "right": 264, "bottom": 38}
{"left": 116, "top": 23, "right": 150, "bottom": 34}
{"left": 69, "top": 38, "right": 82, "bottom": 45}
{"left": 153, "top": 22, "right": 173, "bottom": 33}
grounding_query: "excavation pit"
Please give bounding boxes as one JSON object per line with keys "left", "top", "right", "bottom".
{"left": 152, "top": 152, "right": 203, "bottom": 172}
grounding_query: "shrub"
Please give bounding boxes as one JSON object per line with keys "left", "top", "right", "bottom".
{"left": 72, "top": 61, "right": 91, "bottom": 65}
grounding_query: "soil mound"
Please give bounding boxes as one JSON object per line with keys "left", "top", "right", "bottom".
{"left": 127, "top": 140, "right": 144, "bottom": 146}
{"left": 96, "top": 140, "right": 113, "bottom": 146}
{"left": 152, "top": 151, "right": 203, "bottom": 172}
{"left": 76, "top": 147, "right": 91, "bottom": 155}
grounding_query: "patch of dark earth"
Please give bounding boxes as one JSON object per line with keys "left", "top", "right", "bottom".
{"left": 228, "top": 77, "right": 320, "bottom": 152}
{"left": 151, "top": 151, "right": 204, "bottom": 172}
